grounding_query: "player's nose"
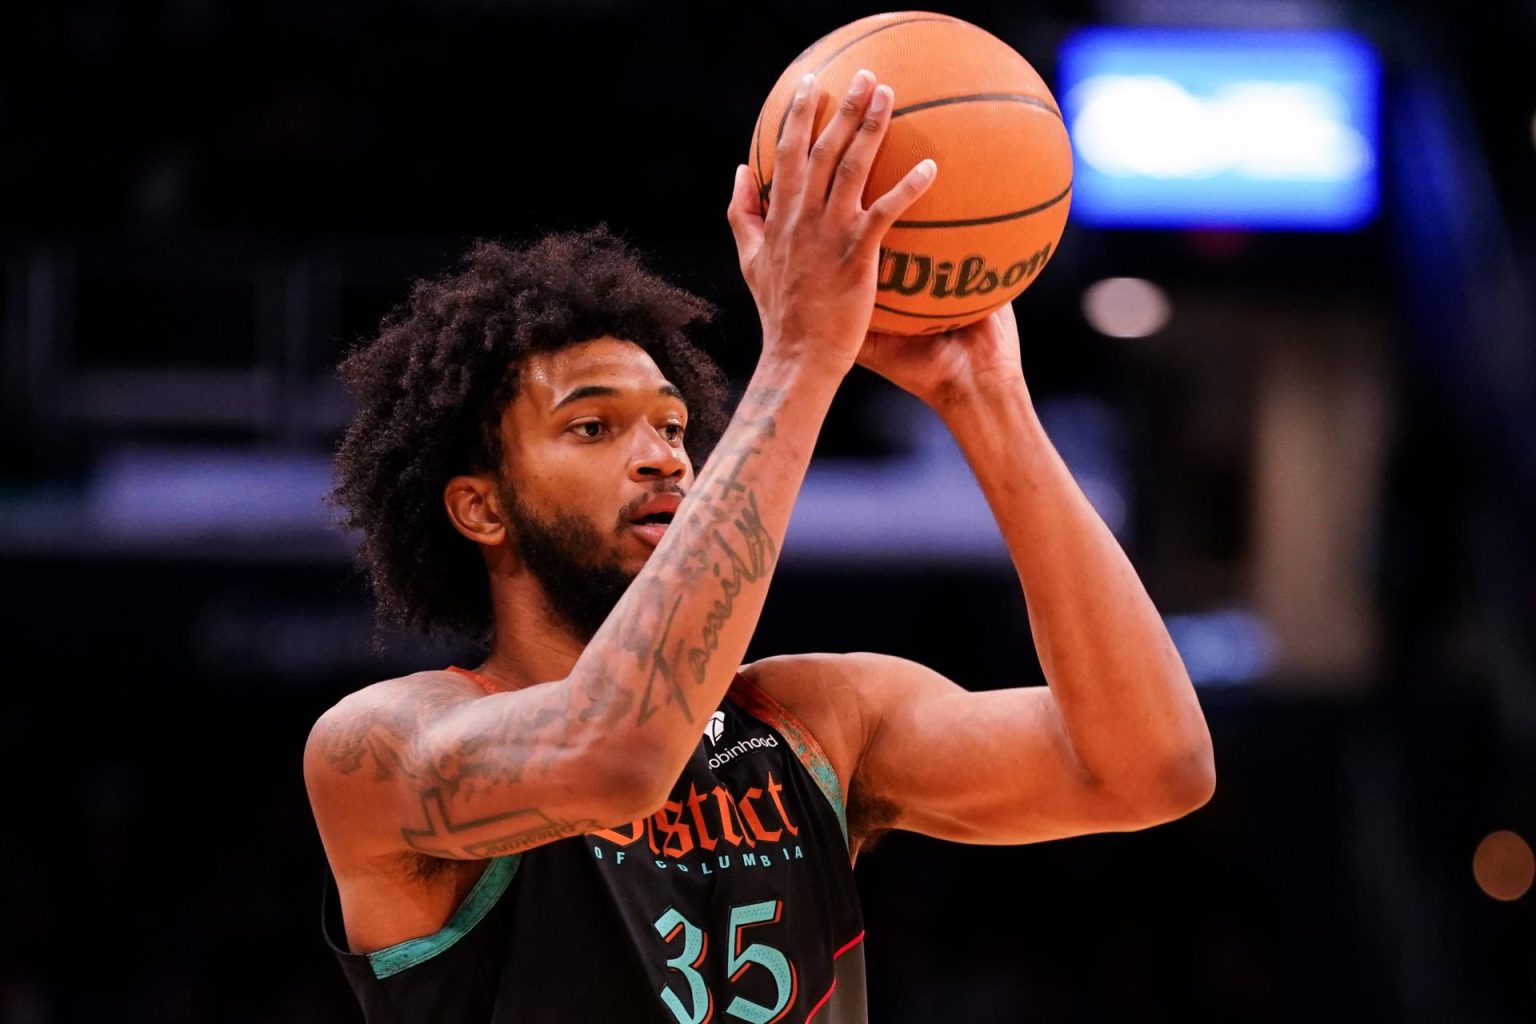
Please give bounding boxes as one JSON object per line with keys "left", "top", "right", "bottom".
{"left": 628, "top": 428, "right": 687, "bottom": 482}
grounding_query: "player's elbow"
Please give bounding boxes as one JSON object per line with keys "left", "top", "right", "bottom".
{"left": 1136, "top": 744, "right": 1217, "bottom": 825}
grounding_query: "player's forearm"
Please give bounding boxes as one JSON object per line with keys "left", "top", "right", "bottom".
{"left": 943, "top": 378, "right": 1213, "bottom": 805}
{"left": 565, "top": 351, "right": 842, "bottom": 803}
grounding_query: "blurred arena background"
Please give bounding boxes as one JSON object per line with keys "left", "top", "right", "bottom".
{"left": 2, "top": 0, "right": 1533, "bottom": 1020}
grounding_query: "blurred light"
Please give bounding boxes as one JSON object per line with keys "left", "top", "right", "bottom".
{"left": 1473, "top": 831, "right": 1534, "bottom": 902}
{"left": 91, "top": 448, "right": 335, "bottom": 539}
{"left": 1165, "top": 608, "right": 1277, "bottom": 685}
{"left": 1057, "top": 27, "right": 1380, "bottom": 229}
{"left": 1529, "top": 109, "right": 1536, "bottom": 151}
{"left": 1082, "top": 277, "right": 1172, "bottom": 337}
{"left": 784, "top": 391, "right": 1133, "bottom": 564}
{"left": 1037, "top": 396, "right": 1131, "bottom": 536}
{"left": 1072, "top": 78, "right": 1368, "bottom": 179}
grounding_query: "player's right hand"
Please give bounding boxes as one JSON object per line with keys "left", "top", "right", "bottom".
{"left": 726, "top": 70, "right": 937, "bottom": 376}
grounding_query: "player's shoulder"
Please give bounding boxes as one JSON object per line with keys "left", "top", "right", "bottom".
{"left": 739, "top": 650, "right": 926, "bottom": 700}
{"left": 737, "top": 652, "right": 909, "bottom": 784}
{"left": 313, "top": 668, "right": 484, "bottom": 726}
{"left": 739, "top": 651, "right": 844, "bottom": 713}
{"left": 739, "top": 652, "right": 958, "bottom": 758}
{"left": 303, "top": 669, "right": 486, "bottom": 778}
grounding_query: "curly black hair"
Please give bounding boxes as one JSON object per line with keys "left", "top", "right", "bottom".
{"left": 329, "top": 226, "right": 732, "bottom": 645}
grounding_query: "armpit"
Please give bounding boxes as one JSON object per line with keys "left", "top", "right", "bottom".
{"left": 847, "top": 778, "right": 901, "bottom": 857}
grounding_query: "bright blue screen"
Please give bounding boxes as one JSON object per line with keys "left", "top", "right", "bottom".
{"left": 1057, "top": 27, "right": 1380, "bottom": 230}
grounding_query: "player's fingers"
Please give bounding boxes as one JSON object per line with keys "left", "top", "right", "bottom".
{"left": 860, "top": 158, "right": 937, "bottom": 245}
{"left": 803, "top": 70, "right": 877, "bottom": 210}
{"left": 769, "top": 73, "right": 819, "bottom": 213}
{"left": 825, "top": 82, "right": 893, "bottom": 214}
{"left": 726, "top": 164, "right": 765, "bottom": 273}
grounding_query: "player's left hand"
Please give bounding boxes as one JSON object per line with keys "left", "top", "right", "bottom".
{"left": 854, "top": 300, "right": 1028, "bottom": 410}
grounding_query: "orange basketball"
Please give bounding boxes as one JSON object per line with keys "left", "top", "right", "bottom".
{"left": 750, "top": 11, "right": 1072, "bottom": 335}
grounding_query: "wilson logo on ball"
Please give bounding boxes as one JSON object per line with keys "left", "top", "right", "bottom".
{"left": 877, "top": 242, "right": 1054, "bottom": 301}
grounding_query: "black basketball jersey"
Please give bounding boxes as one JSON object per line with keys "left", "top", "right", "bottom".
{"left": 323, "top": 670, "right": 867, "bottom": 1023}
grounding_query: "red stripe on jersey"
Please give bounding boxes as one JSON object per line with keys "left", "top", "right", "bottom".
{"left": 804, "top": 931, "right": 865, "bottom": 1021}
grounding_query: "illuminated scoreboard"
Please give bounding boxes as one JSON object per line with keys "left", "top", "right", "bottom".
{"left": 1057, "top": 27, "right": 1381, "bottom": 230}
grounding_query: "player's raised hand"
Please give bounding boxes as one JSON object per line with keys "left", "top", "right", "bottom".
{"left": 726, "top": 71, "right": 936, "bottom": 375}
{"left": 856, "top": 300, "right": 1029, "bottom": 411}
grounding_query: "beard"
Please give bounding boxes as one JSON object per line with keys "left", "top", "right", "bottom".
{"left": 501, "top": 491, "right": 638, "bottom": 645}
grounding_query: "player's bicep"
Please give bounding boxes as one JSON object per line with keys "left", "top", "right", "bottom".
{"left": 846, "top": 654, "right": 1147, "bottom": 845}
{"left": 303, "top": 674, "right": 646, "bottom": 861}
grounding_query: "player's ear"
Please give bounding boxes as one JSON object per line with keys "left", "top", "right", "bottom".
{"left": 444, "top": 474, "right": 508, "bottom": 547}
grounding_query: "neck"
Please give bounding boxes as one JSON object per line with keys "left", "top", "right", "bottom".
{"left": 475, "top": 571, "right": 588, "bottom": 691}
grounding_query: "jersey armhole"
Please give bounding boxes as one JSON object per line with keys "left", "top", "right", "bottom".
{"left": 728, "top": 674, "right": 849, "bottom": 845}
{"left": 321, "top": 856, "right": 522, "bottom": 980}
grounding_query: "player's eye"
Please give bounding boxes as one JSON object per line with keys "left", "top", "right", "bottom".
{"left": 569, "top": 421, "right": 605, "bottom": 440}
{"left": 660, "top": 422, "right": 686, "bottom": 443}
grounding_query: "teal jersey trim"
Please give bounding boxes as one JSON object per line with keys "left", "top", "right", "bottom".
{"left": 729, "top": 676, "right": 849, "bottom": 844}
{"left": 367, "top": 855, "right": 521, "bottom": 980}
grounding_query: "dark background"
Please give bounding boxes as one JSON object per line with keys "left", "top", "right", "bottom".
{"left": 2, "top": 1, "right": 1534, "bottom": 1021}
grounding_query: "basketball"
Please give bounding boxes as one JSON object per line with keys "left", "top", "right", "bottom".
{"left": 749, "top": 11, "right": 1072, "bottom": 335}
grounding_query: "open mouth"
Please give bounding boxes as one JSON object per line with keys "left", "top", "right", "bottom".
{"left": 627, "top": 491, "right": 682, "bottom": 547}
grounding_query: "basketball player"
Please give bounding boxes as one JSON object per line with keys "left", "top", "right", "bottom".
{"left": 305, "top": 71, "right": 1214, "bottom": 1022}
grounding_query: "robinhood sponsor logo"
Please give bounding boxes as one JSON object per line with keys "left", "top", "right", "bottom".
{"left": 707, "top": 733, "right": 779, "bottom": 769}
